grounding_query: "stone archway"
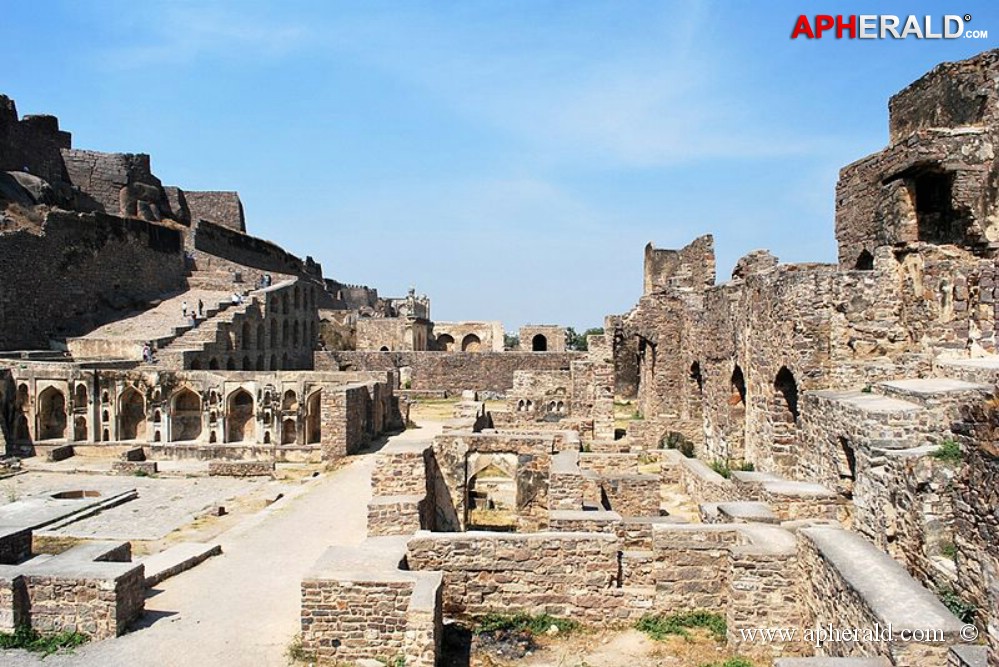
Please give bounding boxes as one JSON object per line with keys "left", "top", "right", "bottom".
{"left": 532, "top": 334, "right": 547, "bottom": 351}
{"left": 462, "top": 334, "right": 481, "bottom": 352}
{"left": 306, "top": 390, "right": 321, "bottom": 444}
{"left": 171, "top": 388, "right": 203, "bottom": 442}
{"left": 37, "top": 387, "right": 67, "bottom": 440}
{"left": 119, "top": 388, "right": 146, "bottom": 441}
{"left": 282, "top": 418, "right": 297, "bottom": 445}
{"left": 226, "top": 389, "right": 255, "bottom": 443}
{"left": 437, "top": 333, "right": 455, "bottom": 351}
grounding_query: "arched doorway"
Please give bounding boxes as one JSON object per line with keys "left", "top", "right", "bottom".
{"left": 774, "top": 366, "right": 799, "bottom": 421}
{"left": 242, "top": 321, "right": 252, "bottom": 349}
{"left": 73, "top": 416, "right": 87, "bottom": 441}
{"left": 74, "top": 384, "right": 88, "bottom": 409}
{"left": 437, "top": 334, "right": 455, "bottom": 351}
{"left": 37, "top": 387, "right": 67, "bottom": 440}
{"left": 531, "top": 334, "right": 547, "bottom": 352}
{"left": 119, "top": 388, "right": 146, "bottom": 441}
{"left": 226, "top": 390, "right": 255, "bottom": 443}
{"left": 281, "top": 418, "right": 297, "bottom": 445}
{"left": 462, "top": 334, "right": 481, "bottom": 352}
{"left": 171, "top": 388, "right": 203, "bottom": 442}
{"left": 282, "top": 390, "right": 298, "bottom": 412}
{"left": 306, "top": 390, "right": 321, "bottom": 444}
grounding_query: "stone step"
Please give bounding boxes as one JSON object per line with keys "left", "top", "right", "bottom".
{"left": 141, "top": 541, "right": 223, "bottom": 588}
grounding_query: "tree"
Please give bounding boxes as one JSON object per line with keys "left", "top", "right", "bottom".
{"left": 503, "top": 333, "right": 520, "bottom": 350}
{"left": 566, "top": 327, "right": 604, "bottom": 351}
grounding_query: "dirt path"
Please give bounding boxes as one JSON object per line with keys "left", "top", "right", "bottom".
{"left": 5, "top": 423, "right": 443, "bottom": 667}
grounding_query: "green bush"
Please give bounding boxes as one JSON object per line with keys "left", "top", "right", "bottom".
{"left": 931, "top": 439, "right": 963, "bottom": 464}
{"left": 475, "top": 612, "right": 580, "bottom": 636}
{"left": 937, "top": 586, "right": 976, "bottom": 623}
{"left": 0, "top": 626, "right": 89, "bottom": 655}
{"left": 700, "top": 659, "right": 755, "bottom": 667}
{"left": 710, "top": 460, "right": 732, "bottom": 479}
{"left": 662, "top": 432, "right": 694, "bottom": 458}
{"left": 939, "top": 541, "right": 957, "bottom": 560}
{"left": 635, "top": 611, "right": 727, "bottom": 642}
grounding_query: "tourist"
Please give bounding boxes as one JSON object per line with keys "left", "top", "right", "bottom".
{"left": 198, "top": 299, "right": 204, "bottom": 317}
{"left": 142, "top": 342, "right": 152, "bottom": 363}
{"left": 231, "top": 292, "right": 240, "bottom": 305}
{"left": 182, "top": 300, "right": 188, "bottom": 318}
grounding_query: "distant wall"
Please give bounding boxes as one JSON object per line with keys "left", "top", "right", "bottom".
{"left": 185, "top": 191, "right": 245, "bottom": 232}
{"left": 318, "top": 351, "right": 583, "bottom": 394}
{"left": 193, "top": 219, "right": 320, "bottom": 278}
{"left": 0, "top": 211, "right": 185, "bottom": 349}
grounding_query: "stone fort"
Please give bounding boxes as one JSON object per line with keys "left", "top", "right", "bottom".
{"left": 0, "top": 48, "right": 998, "bottom": 667}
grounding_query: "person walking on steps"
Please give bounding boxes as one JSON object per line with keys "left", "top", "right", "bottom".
{"left": 182, "top": 300, "right": 189, "bottom": 318}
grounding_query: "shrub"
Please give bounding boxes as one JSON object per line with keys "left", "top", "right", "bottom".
{"left": 939, "top": 541, "right": 957, "bottom": 560}
{"left": 931, "top": 438, "right": 963, "bottom": 464}
{"left": 700, "top": 660, "right": 755, "bottom": 667}
{"left": 937, "top": 586, "right": 976, "bottom": 623}
{"left": 475, "top": 612, "right": 580, "bottom": 636}
{"left": 710, "top": 460, "right": 732, "bottom": 479}
{"left": 635, "top": 611, "right": 727, "bottom": 642}
{"left": 0, "top": 626, "right": 89, "bottom": 655}
{"left": 662, "top": 432, "right": 694, "bottom": 458}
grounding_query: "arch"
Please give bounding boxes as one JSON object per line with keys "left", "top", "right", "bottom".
{"left": 257, "top": 323, "right": 265, "bottom": 349}
{"left": 293, "top": 321, "right": 300, "bottom": 347}
{"left": 730, "top": 365, "right": 747, "bottom": 405}
{"left": 548, "top": 401, "right": 556, "bottom": 412}
{"left": 190, "top": 358, "right": 203, "bottom": 370}
{"left": 242, "top": 321, "right": 252, "bottom": 349}
{"left": 153, "top": 409, "right": 162, "bottom": 424}
{"left": 437, "top": 333, "right": 455, "bottom": 351}
{"left": 294, "top": 285, "right": 301, "bottom": 309}
{"left": 226, "top": 389, "right": 255, "bottom": 443}
{"left": 774, "top": 366, "right": 800, "bottom": 421}
{"left": 73, "top": 416, "right": 87, "bottom": 441}
{"left": 102, "top": 428, "right": 110, "bottom": 442}
{"left": 242, "top": 356, "right": 252, "bottom": 371}
{"left": 15, "top": 384, "right": 29, "bottom": 409}
{"left": 461, "top": 334, "right": 481, "bottom": 352}
{"left": 102, "top": 409, "right": 110, "bottom": 422}
{"left": 689, "top": 362, "right": 704, "bottom": 393}
{"left": 526, "top": 399, "right": 534, "bottom": 412}
{"left": 74, "top": 384, "right": 88, "bottom": 409}
{"left": 154, "top": 431, "right": 162, "bottom": 442}
{"left": 282, "top": 320, "right": 289, "bottom": 347}
{"left": 282, "top": 353, "right": 289, "bottom": 368}
{"left": 281, "top": 418, "right": 297, "bottom": 445}
{"left": 209, "top": 431, "right": 218, "bottom": 443}
{"left": 256, "top": 355, "right": 264, "bottom": 371}
{"left": 855, "top": 249, "right": 874, "bottom": 271}
{"left": 270, "top": 354, "right": 278, "bottom": 370}
{"left": 226, "top": 357, "right": 236, "bottom": 371}
{"left": 379, "top": 346, "right": 389, "bottom": 352}
{"left": 101, "top": 390, "right": 110, "bottom": 404}
{"left": 531, "top": 334, "right": 548, "bottom": 352}
{"left": 517, "top": 399, "right": 526, "bottom": 412}
{"left": 837, "top": 436, "right": 857, "bottom": 499}
{"left": 306, "top": 390, "right": 322, "bottom": 444}
{"left": 556, "top": 400, "right": 565, "bottom": 413}
{"left": 208, "top": 358, "right": 219, "bottom": 370}
{"left": 282, "top": 293, "right": 289, "bottom": 315}
{"left": 37, "top": 387, "right": 67, "bottom": 440}
{"left": 119, "top": 388, "right": 146, "bottom": 441}
{"left": 282, "top": 390, "right": 298, "bottom": 412}
{"left": 270, "top": 319, "right": 278, "bottom": 347}
{"left": 171, "top": 388, "right": 203, "bottom": 442}
{"left": 263, "top": 431, "right": 271, "bottom": 444}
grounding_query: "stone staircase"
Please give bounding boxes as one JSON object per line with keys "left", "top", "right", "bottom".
{"left": 154, "top": 295, "right": 258, "bottom": 369}
{"left": 66, "top": 288, "right": 236, "bottom": 362}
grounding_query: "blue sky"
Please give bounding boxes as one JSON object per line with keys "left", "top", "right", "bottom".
{"left": 3, "top": 2, "right": 997, "bottom": 330}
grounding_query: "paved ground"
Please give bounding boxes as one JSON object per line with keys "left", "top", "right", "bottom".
{"left": 77, "top": 289, "right": 232, "bottom": 343}
{"left": 4, "top": 422, "right": 442, "bottom": 667}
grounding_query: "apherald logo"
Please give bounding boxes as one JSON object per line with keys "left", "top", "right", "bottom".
{"left": 791, "top": 14, "right": 988, "bottom": 40}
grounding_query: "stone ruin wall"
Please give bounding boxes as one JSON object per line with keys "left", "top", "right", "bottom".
{"left": 318, "top": 350, "right": 583, "bottom": 395}
{"left": 1, "top": 363, "right": 399, "bottom": 461}
{"left": 0, "top": 211, "right": 186, "bottom": 350}
{"left": 184, "top": 190, "right": 245, "bottom": 232}
{"left": 0, "top": 94, "right": 71, "bottom": 185}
